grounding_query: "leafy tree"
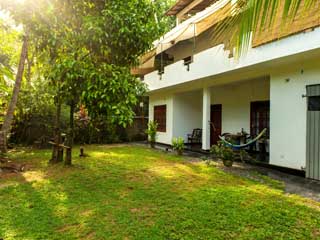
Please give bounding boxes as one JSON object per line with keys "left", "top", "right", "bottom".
{"left": 0, "top": 35, "right": 28, "bottom": 153}
{"left": 0, "top": 11, "right": 26, "bottom": 153}
{"left": 11, "top": 78, "right": 62, "bottom": 145}
{"left": 0, "top": 18, "right": 20, "bottom": 125}
{"left": 153, "top": 0, "right": 176, "bottom": 34}
{"left": 0, "top": 0, "right": 161, "bottom": 163}
{"left": 0, "top": 17, "right": 19, "bottom": 77}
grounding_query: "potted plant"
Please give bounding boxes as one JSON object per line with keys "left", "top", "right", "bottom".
{"left": 145, "top": 121, "right": 158, "bottom": 148}
{"left": 172, "top": 137, "right": 185, "bottom": 156}
{"left": 220, "top": 146, "right": 235, "bottom": 167}
{"left": 210, "top": 143, "right": 221, "bottom": 159}
{"left": 210, "top": 141, "right": 235, "bottom": 167}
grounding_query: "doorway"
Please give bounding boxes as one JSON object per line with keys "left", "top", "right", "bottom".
{"left": 210, "top": 104, "right": 222, "bottom": 146}
{"left": 250, "top": 101, "right": 270, "bottom": 138}
{"left": 306, "top": 85, "right": 320, "bottom": 180}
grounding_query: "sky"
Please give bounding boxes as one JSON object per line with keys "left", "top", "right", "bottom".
{"left": 0, "top": 9, "right": 23, "bottom": 31}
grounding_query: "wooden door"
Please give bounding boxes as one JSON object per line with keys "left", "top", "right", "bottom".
{"left": 210, "top": 104, "right": 222, "bottom": 146}
{"left": 250, "top": 101, "right": 270, "bottom": 137}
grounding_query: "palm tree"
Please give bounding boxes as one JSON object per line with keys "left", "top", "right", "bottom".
{"left": 215, "top": 0, "right": 318, "bottom": 56}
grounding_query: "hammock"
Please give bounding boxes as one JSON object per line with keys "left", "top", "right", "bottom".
{"left": 219, "top": 128, "right": 267, "bottom": 150}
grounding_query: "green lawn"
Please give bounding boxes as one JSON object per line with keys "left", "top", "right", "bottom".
{"left": 0, "top": 145, "right": 320, "bottom": 240}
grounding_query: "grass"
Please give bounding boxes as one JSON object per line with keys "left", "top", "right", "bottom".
{"left": 0, "top": 145, "right": 320, "bottom": 240}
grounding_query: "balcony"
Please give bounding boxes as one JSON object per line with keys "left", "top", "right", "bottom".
{"left": 144, "top": 27, "right": 320, "bottom": 92}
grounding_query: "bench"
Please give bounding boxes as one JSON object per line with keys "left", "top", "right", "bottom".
{"left": 187, "top": 128, "right": 202, "bottom": 144}
{"left": 49, "top": 140, "right": 72, "bottom": 164}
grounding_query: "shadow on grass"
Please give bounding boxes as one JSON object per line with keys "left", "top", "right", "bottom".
{"left": 0, "top": 145, "right": 320, "bottom": 239}
{"left": 0, "top": 178, "right": 79, "bottom": 239}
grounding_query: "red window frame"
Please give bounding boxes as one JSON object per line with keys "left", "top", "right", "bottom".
{"left": 154, "top": 105, "right": 167, "bottom": 132}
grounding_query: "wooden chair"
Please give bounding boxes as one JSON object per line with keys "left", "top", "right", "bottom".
{"left": 187, "top": 128, "right": 202, "bottom": 144}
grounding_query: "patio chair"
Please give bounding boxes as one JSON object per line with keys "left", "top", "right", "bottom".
{"left": 187, "top": 128, "right": 202, "bottom": 144}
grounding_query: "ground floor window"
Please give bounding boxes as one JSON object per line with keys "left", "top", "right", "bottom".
{"left": 250, "top": 101, "right": 270, "bottom": 137}
{"left": 154, "top": 105, "right": 166, "bottom": 132}
{"left": 308, "top": 96, "right": 320, "bottom": 111}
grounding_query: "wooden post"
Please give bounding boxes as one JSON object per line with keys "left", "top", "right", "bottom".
{"left": 65, "top": 102, "right": 75, "bottom": 166}
{"left": 58, "top": 147, "right": 64, "bottom": 162}
{"left": 80, "top": 146, "right": 85, "bottom": 157}
{"left": 64, "top": 130, "right": 72, "bottom": 166}
{"left": 65, "top": 147, "right": 72, "bottom": 166}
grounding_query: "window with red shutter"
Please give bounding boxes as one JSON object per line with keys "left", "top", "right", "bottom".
{"left": 154, "top": 105, "right": 167, "bottom": 132}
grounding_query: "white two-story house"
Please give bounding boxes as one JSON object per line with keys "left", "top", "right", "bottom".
{"left": 133, "top": 0, "right": 320, "bottom": 180}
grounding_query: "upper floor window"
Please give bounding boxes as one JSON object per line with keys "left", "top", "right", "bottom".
{"left": 154, "top": 105, "right": 167, "bottom": 132}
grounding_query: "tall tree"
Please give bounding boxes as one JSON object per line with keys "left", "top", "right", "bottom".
{"left": 0, "top": 34, "right": 27, "bottom": 153}
{"left": 0, "top": 0, "right": 166, "bottom": 161}
{"left": 0, "top": 0, "right": 35, "bottom": 153}
{"left": 0, "top": 17, "right": 20, "bottom": 125}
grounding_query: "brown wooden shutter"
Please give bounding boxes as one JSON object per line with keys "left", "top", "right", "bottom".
{"left": 154, "top": 105, "right": 167, "bottom": 132}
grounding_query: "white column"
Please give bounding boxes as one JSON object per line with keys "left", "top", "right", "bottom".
{"left": 202, "top": 87, "right": 211, "bottom": 150}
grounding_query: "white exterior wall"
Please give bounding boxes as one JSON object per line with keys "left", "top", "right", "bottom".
{"left": 148, "top": 63, "right": 320, "bottom": 171}
{"left": 145, "top": 27, "right": 320, "bottom": 92}
{"left": 149, "top": 78, "right": 270, "bottom": 146}
{"left": 212, "top": 78, "right": 270, "bottom": 134}
{"left": 149, "top": 94, "right": 174, "bottom": 145}
{"left": 172, "top": 91, "right": 203, "bottom": 141}
{"left": 146, "top": 24, "right": 320, "bottom": 171}
{"left": 270, "top": 62, "right": 320, "bottom": 170}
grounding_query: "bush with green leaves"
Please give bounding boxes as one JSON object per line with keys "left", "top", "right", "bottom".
{"left": 146, "top": 121, "right": 158, "bottom": 146}
{"left": 209, "top": 141, "right": 236, "bottom": 167}
{"left": 172, "top": 137, "right": 184, "bottom": 152}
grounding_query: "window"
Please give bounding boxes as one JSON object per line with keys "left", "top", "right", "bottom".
{"left": 154, "top": 105, "right": 166, "bottom": 132}
{"left": 308, "top": 96, "right": 320, "bottom": 111}
{"left": 183, "top": 56, "right": 193, "bottom": 65}
{"left": 183, "top": 56, "right": 193, "bottom": 71}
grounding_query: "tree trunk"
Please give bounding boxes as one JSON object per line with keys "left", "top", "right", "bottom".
{"left": 26, "top": 50, "right": 34, "bottom": 86}
{"left": 65, "top": 102, "right": 75, "bottom": 166}
{"left": 0, "top": 35, "right": 28, "bottom": 153}
{"left": 50, "top": 96, "right": 62, "bottom": 164}
{"left": 0, "top": 131, "right": 6, "bottom": 154}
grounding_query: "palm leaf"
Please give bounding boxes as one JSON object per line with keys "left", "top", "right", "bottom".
{"left": 212, "top": 0, "right": 318, "bottom": 57}
{"left": 0, "top": 64, "right": 14, "bottom": 80}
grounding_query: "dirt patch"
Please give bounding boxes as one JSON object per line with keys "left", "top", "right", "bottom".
{"left": 0, "top": 160, "right": 35, "bottom": 187}
{"left": 130, "top": 208, "right": 140, "bottom": 213}
{"left": 82, "top": 231, "right": 95, "bottom": 240}
{"left": 56, "top": 223, "right": 80, "bottom": 233}
{"left": 0, "top": 182, "right": 18, "bottom": 189}
{"left": 96, "top": 144, "right": 131, "bottom": 149}
{"left": 0, "top": 156, "right": 30, "bottom": 173}
{"left": 81, "top": 209, "right": 94, "bottom": 217}
{"left": 313, "top": 228, "right": 320, "bottom": 238}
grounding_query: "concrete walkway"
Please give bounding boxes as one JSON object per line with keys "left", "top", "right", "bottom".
{"left": 215, "top": 161, "right": 320, "bottom": 202}
{"left": 256, "top": 165, "right": 320, "bottom": 201}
